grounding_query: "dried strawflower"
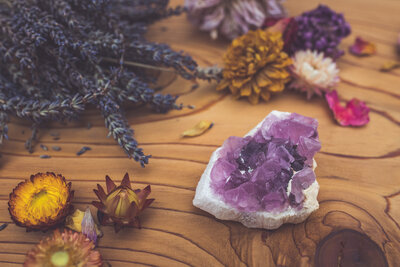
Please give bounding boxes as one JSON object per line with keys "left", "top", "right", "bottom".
{"left": 185, "top": 0, "right": 286, "bottom": 40}
{"left": 325, "top": 90, "right": 370, "bottom": 127}
{"left": 65, "top": 208, "right": 102, "bottom": 244}
{"left": 182, "top": 120, "right": 214, "bottom": 137}
{"left": 217, "top": 30, "right": 292, "bottom": 104}
{"left": 24, "top": 229, "right": 102, "bottom": 267}
{"left": 291, "top": 5, "right": 351, "bottom": 59}
{"left": 92, "top": 173, "right": 154, "bottom": 232}
{"left": 349, "top": 37, "right": 377, "bottom": 56}
{"left": 380, "top": 61, "right": 400, "bottom": 72}
{"left": 289, "top": 50, "right": 339, "bottom": 99}
{"left": 8, "top": 172, "right": 74, "bottom": 231}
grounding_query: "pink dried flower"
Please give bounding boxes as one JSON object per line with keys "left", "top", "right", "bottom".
{"left": 325, "top": 90, "right": 370, "bottom": 127}
{"left": 264, "top": 17, "right": 298, "bottom": 53}
{"left": 290, "top": 50, "right": 339, "bottom": 99}
{"left": 185, "top": 0, "right": 286, "bottom": 40}
{"left": 349, "top": 37, "right": 376, "bottom": 56}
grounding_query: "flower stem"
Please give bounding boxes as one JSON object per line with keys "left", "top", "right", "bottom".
{"left": 101, "top": 57, "right": 175, "bottom": 73}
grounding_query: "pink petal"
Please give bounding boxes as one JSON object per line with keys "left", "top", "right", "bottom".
{"left": 325, "top": 90, "right": 370, "bottom": 127}
{"left": 349, "top": 37, "right": 376, "bottom": 56}
{"left": 264, "top": 17, "right": 298, "bottom": 53}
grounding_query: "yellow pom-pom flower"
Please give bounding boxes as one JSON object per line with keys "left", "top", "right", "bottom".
{"left": 217, "top": 29, "right": 292, "bottom": 104}
{"left": 8, "top": 172, "right": 74, "bottom": 231}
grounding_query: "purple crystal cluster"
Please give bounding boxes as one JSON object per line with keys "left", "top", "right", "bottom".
{"left": 210, "top": 113, "right": 321, "bottom": 212}
{"left": 291, "top": 5, "right": 351, "bottom": 59}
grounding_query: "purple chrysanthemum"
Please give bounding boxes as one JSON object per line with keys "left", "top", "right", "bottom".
{"left": 185, "top": 0, "right": 286, "bottom": 40}
{"left": 291, "top": 5, "right": 351, "bottom": 59}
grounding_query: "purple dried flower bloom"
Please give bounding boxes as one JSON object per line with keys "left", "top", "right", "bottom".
{"left": 82, "top": 207, "right": 98, "bottom": 244}
{"left": 291, "top": 5, "right": 351, "bottom": 59}
{"left": 185, "top": 0, "right": 286, "bottom": 40}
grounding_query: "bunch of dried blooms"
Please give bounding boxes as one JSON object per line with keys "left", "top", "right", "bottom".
{"left": 0, "top": 0, "right": 207, "bottom": 167}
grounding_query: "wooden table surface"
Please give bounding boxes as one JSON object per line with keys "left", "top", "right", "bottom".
{"left": 1, "top": 0, "right": 400, "bottom": 266}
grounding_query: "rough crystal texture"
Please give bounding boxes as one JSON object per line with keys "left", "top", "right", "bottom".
{"left": 210, "top": 113, "right": 321, "bottom": 213}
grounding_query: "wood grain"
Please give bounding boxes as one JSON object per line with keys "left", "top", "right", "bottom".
{"left": 1, "top": 0, "right": 400, "bottom": 266}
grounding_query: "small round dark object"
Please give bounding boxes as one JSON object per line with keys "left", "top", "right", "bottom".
{"left": 315, "top": 229, "right": 388, "bottom": 267}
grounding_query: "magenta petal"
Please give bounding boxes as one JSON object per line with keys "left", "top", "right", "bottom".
{"left": 349, "top": 37, "right": 376, "bottom": 56}
{"left": 325, "top": 90, "right": 370, "bottom": 127}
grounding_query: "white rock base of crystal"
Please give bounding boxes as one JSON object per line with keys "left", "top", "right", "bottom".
{"left": 192, "top": 111, "right": 319, "bottom": 229}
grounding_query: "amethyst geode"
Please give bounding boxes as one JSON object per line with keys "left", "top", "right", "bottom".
{"left": 193, "top": 111, "right": 321, "bottom": 229}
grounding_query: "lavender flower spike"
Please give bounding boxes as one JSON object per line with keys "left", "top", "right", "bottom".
{"left": 185, "top": 0, "right": 286, "bottom": 40}
{"left": 82, "top": 207, "right": 98, "bottom": 244}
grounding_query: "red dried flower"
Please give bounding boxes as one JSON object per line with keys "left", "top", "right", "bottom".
{"left": 325, "top": 90, "right": 370, "bottom": 127}
{"left": 264, "top": 17, "right": 298, "bottom": 53}
{"left": 92, "top": 173, "right": 154, "bottom": 232}
{"left": 349, "top": 37, "right": 376, "bottom": 56}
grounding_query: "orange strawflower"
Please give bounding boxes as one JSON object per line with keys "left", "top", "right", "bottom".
{"left": 92, "top": 173, "right": 154, "bottom": 232}
{"left": 8, "top": 172, "right": 74, "bottom": 231}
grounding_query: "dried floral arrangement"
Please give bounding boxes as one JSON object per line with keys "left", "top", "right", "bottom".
{"left": 188, "top": 4, "right": 370, "bottom": 127}
{"left": 0, "top": 0, "right": 209, "bottom": 167}
{"left": 8, "top": 172, "right": 152, "bottom": 264}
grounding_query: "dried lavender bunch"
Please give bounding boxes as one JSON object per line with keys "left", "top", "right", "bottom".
{"left": 0, "top": 0, "right": 200, "bottom": 167}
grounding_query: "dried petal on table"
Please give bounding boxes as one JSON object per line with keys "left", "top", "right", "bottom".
{"left": 325, "top": 90, "right": 370, "bottom": 127}
{"left": 182, "top": 120, "right": 214, "bottom": 137}
{"left": 380, "top": 61, "right": 400, "bottom": 72}
{"left": 349, "top": 37, "right": 376, "bottom": 56}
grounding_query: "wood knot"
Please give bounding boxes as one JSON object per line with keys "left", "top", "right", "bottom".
{"left": 315, "top": 229, "right": 388, "bottom": 267}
